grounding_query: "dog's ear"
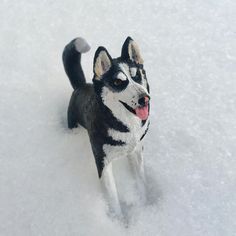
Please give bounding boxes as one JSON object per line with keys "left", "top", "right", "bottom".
{"left": 93, "top": 47, "right": 112, "bottom": 79}
{"left": 121, "top": 37, "right": 144, "bottom": 64}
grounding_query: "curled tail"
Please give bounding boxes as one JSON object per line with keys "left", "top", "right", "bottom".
{"left": 62, "top": 37, "right": 90, "bottom": 90}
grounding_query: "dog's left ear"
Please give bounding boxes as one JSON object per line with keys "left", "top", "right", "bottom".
{"left": 121, "top": 37, "right": 144, "bottom": 64}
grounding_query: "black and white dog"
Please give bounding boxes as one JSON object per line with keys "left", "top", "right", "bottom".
{"left": 62, "top": 37, "right": 150, "bottom": 216}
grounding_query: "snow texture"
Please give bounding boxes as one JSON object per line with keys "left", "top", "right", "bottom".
{"left": 0, "top": 0, "right": 236, "bottom": 235}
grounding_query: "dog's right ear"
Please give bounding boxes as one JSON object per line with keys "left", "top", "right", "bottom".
{"left": 93, "top": 47, "right": 112, "bottom": 79}
{"left": 121, "top": 36, "right": 144, "bottom": 65}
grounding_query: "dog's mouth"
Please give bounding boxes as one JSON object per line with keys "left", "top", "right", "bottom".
{"left": 119, "top": 97, "right": 149, "bottom": 121}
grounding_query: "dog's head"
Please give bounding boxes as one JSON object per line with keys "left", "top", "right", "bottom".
{"left": 93, "top": 37, "right": 150, "bottom": 121}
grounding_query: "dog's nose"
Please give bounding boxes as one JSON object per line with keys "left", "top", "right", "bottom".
{"left": 138, "top": 96, "right": 150, "bottom": 106}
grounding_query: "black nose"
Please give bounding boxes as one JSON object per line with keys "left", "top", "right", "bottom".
{"left": 138, "top": 96, "right": 149, "bottom": 106}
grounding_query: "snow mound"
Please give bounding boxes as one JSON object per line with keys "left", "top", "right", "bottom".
{"left": 0, "top": 0, "right": 236, "bottom": 235}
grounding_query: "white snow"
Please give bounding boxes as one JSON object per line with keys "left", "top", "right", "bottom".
{"left": 0, "top": 0, "right": 236, "bottom": 235}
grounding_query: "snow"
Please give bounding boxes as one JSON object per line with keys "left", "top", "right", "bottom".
{"left": 0, "top": 0, "right": 236, "bottom": 235}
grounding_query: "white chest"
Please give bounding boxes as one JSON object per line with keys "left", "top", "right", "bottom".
{"left": 103, "top": 118, "right": 149, "bottom": 164}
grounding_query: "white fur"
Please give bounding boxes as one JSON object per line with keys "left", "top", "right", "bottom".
{"left": 128, "top": 40, "right": 144, "bottom": 64}
{"left": 101, "top": 61, "right": 150, "bottom": 159}
{"left": 100, "top": 61, "right": 149, "bottom": 217}
{"left": 117, "top": 72, "right": 127, "bottom": 81}
{"left": 74, "top": 37, "right": 91, "bottom": 53}
{"left": 130, "top": 67, "right": 137, "bottom": 77}
{"left": 100, "top": 163, "right": 122, "bottom": 217}
{"left": 101, "top": 62, "right": 149, "bottom": 127}
{"left": 102, "top": 139, "right": 148, "bottom": 217}
{"left": 104, "top": 119, "right": 149, "bottom": 163}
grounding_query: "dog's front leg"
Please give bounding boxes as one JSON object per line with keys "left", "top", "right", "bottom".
{"left": 100, "top": 162, "right": 122, "bottom": 218}
{"left": 128, "top": 145, "right": 147, "bottom": 203}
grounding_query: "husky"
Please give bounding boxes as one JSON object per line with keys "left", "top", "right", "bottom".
{"left": 62, "top": 37, "right": 150, "bottom": 217}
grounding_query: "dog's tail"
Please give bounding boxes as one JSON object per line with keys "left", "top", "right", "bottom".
{"left": 62, "top": 37, "right": 91, "bottom": 90}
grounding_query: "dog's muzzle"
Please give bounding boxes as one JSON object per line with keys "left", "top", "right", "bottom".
{"left": 119, "top": 96, "right": 150, "bottom": 121}
{"left": 135, "top": 96, "right": 150, "bottom": 120}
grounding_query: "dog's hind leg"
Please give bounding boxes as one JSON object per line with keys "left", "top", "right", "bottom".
{"left": 67, "top": 91, "right": 79, "bottom": 129}
{"left": 100, "top": 162, "right": 122, "bottom": 218}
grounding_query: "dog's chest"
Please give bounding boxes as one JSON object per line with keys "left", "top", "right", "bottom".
{"left": 102, "top": 119, "right": 149, "bottom": 163}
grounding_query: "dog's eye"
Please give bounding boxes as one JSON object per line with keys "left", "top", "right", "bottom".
{"left": 114, "top": 79, "right": 123, "bottom": 86}
{"left": 132, "top": 74, "right": 141, "bottom": 83}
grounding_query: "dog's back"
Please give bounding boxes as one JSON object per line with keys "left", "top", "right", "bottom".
{"left": 67, "top": 84, "right": 96, "bottom": 129}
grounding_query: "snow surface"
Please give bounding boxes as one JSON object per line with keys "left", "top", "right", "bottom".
{"left": 0, "top": 0, "right": 236, "bottom": 235}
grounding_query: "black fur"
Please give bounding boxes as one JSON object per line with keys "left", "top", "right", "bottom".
{"left": 140, "top": 122, "right": 150, "bottom": 141}
{"left": 97, "top": 59, "right": 130, "bottom": 93}
{"left": 63, "top": 37, "right": 149, "bottom": 178}
{"left": 63, "top": 39, "right": 130, "bottom": 177}
{"left": 62, "top": 38, "right": 86, "bottom": 89}
{"left": 121, "top": 36, "right": 133, "bottom": 60}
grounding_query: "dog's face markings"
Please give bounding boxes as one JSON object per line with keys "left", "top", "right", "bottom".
{"left": 93, "top": 37, "right": 150, "bottom": 122}
{"left": 130, "top": 67, "right": 137, "bottom": 77}
{"left": 116, "top": 72, "right": 127, "bottom": 81}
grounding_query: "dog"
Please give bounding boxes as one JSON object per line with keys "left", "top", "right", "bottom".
{"left": 62, "top": 37, "right": 150, "bottom": 216}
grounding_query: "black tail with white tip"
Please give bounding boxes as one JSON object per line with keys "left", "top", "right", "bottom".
{"left": 62, "top": 37, "right": 90, "bottom": 90}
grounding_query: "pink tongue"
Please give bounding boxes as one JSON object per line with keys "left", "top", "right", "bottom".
{"left": 135, "top": 105, "right": 149, "bottom": 120}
